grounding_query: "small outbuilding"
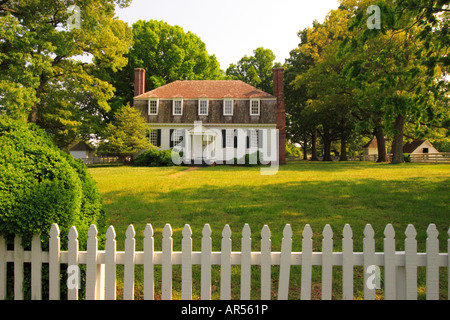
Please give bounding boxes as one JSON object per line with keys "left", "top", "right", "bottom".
{"left": 69, "top": 141, "right": 95, "bottom": 160}
{"left": 403, "top": 139, "right": 439, "bottom": 155}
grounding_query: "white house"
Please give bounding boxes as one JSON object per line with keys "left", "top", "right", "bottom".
{"left": 132, "top": 68, "right": 287, "bottom": 165}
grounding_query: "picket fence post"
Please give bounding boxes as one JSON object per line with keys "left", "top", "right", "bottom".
{"left": 342, "top": 224, "right": 353, "bottom": 300}
{"left": 182, "top": 224, "right": 192, "bottom": 300}
{"left": 278, "top": 224, "right": 292, "bottom": 300}
{"left": 322, "top": 224, "right": 333, "bottom": 300}
{"left": 49, "top": 224, "right": 60, "bottom": 300}
{"left": 220, "top": 224, "right": 232, "bottom": 300}
{"left": 68, "top": 226, "right": 79, "bottom": 300}
{"left": 0, "top": 235, "right": 6, "bottom": 300}
{"left": 105, "top": 226, "right": 117, "bottom": 300}
{"left": 404, "top": 224, "right": 417, "bottom": 300}
{"left": 426, "top": 224, "right": 439, "bottom": 300}
{"left": 260, "top": 225, "right": 271, "bottom": 300}
{"left": 241, "top": 224, "right": 252, "bottom": 300}
{"left": 363, "top": 224, "right": 375, "bottom": 300}
{"left": 162, "top": 224, "right": 173, "bottom": 300}
{"left": 124, "top": 224, "right": 136, "bottom": 300}
{"left": 201, "top": 224, "right": 212, "bottom": 300}
{"left": 301, "top": 224, "right": 313, "bottom": 300}
{"left": 144, "top": 224, "right": 154, "bottom": 300}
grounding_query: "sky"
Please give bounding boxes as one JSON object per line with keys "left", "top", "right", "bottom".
{"left": 115, "top": 0, "right": 341, "bottom": 70}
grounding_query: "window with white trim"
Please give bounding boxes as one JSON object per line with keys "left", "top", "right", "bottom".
{"left": 148, "top": 98, "right": 159, "bottom": 115}
{"left": 250, "top": 99, "right": 260, "bottom": 116}
{"left": 199, "top": 99, "right": 208, "bottom": 115}
{"left": 223, "top": 99, "right": 233, "bottom": 116}
{"left": 226, "top": 129, "right": 235, "bottom": 148}
{"left": 150, "top": 129, "right": 159, "bottom": 145}
{"left": 173, "top": 129, "right": 183, "bottom": 145}
{"left": 249, "top": 129, "right": 259, "bottom": 148}
{"left": 173, "top": 99, "right": 183, "bottom": 115}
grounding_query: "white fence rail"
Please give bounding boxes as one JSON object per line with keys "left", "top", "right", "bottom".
{"left": 0, "top": 223, "right": 448, "bottom": 300}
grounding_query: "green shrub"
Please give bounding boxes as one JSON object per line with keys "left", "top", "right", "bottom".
{"left": 403, "top": 153, "right": 411, "bottom": 163}
{"left": 0, "top": 117, "right": 105, "bottom": 299}
{"left": 233, "top": 151, "right": 264, "bottom": 166}
{"left": 0, "top": 117, "right": 105, "bottom": 248}
{"left": 133, "top": 148, "right": 175, "bottom": 167}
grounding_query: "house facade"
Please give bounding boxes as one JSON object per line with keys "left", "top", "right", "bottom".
{"left": 132, "top": 68, "right": 286, "bottom": 165}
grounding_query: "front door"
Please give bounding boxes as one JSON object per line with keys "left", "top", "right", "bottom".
{"left": 191, "top": 134, "right": 215, "bottom": 164}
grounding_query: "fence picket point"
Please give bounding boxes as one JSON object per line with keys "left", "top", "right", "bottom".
{"left": 124, "top": 224, "right": 136, "bottom": 300}
{"left": 201, "top": 224, "right": 212, "bottom": 300}
{"left": 278, "top": 224, "right": 292, "bottom": 300}
{"left": 182, "top": 224, "right": 192, "bottom": 300}
{"left": 162, "top": 224, "right": 173, "bottom": 300}
{"left": 363, "top": 224, "right": 375, "bottom": 300}
{"left": 49, "top": 224, "right": 60, "bottom": 300}
{"left": 68, "top": 226, "right": 79, "bottom": 300}
{"left": 261, "top": 225, "right": 271, "bottom": 300}
{"left": 86, "top": 224, "right": 101, "bottom": 300}
{"left": 301, "top": 224, "right": 313, "bottom": 300}
{"left": 426, "top": 224, "right": 439, "bottom": 300}
{"left": 322, "top": 224, "right": 333, "bottom": 300}
{"left": 144, "top": 224, "right": 155, "bottom": 300}
{"left": 105, "top": 226, "right": 116, "bottom": 300}
{"left": 405, "top": 224, "right": 418, "bottom": 300}
{"left": 241, "top": 224, "right": 251, "bottom": 300}
{"left": 221, "top": 225, "right": 232, "bottom": 300}
{"left": 384, "top": 224, "right": 396, "bottom": 300}
{"left": 342, "top": 224, "right": 353, "bottom": 300}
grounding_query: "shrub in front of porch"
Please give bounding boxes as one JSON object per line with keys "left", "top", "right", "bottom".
{"left": 133, "top": 148, "right": 175, "bottom": 167}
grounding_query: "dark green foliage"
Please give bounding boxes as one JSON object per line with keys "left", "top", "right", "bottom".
{"left": 0, "top": 117, "right": 105, "bottom": 248}
{"left": 133, "top": 148, "right": 175, "bottom": 167}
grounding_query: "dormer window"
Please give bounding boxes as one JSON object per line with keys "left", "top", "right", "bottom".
{"left": 223, "top": 98, "right": 233, "bottom": 116}
{"left": 250, "top": 98, "right": 260, "bottom": 116}
{"left": 199, "top": 99, "right": 209, "bottom": 115}
{"left": 173, "top": 98, "right": 183, "bottom": 115}
{"left": 148, "top": 98, "right": 159, "bottom": 115}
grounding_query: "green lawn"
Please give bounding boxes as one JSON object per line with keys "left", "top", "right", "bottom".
{"left": 88, "top": 161, "right": 450, "bottom": 300}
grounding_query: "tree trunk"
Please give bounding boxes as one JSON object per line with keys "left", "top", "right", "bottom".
{"left": 323, "top": 140, "right": 332, "bottom": 161}
{"left": 374, "top": 126, "right": 388, "bottom": 162}
{"left": 310, "top": 130, "right": 319, "bottom": 161}
{"left": 339, "top": 137, "right": 348, "bottom": 161}
{"left": 322, "top": 131, "right": 332, "bottom": 162}
{"left": 302, "top": 138, "right": 308, "bottom": 160}
{"left": 391, "top": 114, "right": 405, "bottom": 164}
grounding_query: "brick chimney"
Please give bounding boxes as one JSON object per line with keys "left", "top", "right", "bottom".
{"left": 134, "top": 68, "right": 145, "bottom": 97}
{"left": 273, "top": 68, "right": 286, "bottom": 165}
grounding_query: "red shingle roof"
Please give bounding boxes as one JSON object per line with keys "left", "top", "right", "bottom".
{"left": 134, "top": 80, "right": 275, "bottom": 100}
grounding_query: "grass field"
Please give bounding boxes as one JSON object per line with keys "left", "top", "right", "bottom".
{"left": 88, "top": 161, "right": 450, "bottom": 300}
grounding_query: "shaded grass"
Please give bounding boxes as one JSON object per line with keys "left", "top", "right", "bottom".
{"left": 88, "top": 161, "right": 450, "bottom": 300}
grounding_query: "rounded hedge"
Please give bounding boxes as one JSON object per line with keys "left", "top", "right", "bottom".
{"left": 0, "top": 117, "right": 105, "bottom": 249}
{"left": 133, "top": 148, "right": 175, "bottom": 167}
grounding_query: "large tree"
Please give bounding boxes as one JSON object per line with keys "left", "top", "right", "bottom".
{"left": 0, "top": 0, "right": 132, "bottom": 148}
{"left": 106, "top": 19, "right": 223, "bottom": 114}
{"left": 226, "top": 47, "right": 281, "bottom": 94}
{"left": 339, "top": 0, "right": 449, "bottom": 163}
{"left": 291, "top": 10, "right": 359, "bottom": 162}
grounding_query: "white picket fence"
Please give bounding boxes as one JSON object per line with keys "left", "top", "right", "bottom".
{"left": 0, "top": 223, "right": 449, "bottom": 300}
